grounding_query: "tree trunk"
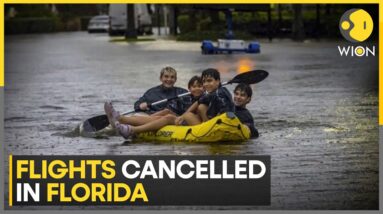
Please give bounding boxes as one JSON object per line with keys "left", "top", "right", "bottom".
{"left": 278, "top": 4, "right": 282, "bottom": 27}
{"left": 168, "top": 5, "right": 178, "bottom": 35}
{"left": 268, "top": 5, "right": 272, "bottom": 41}
{"left": 125, "top": 4, "right": 137, "bottom": 39}
{"left": 315, "top": 4, "right": 320, "bottom": 38}
{"left": 292, "top": 4, "right": 305, "bottom": 41}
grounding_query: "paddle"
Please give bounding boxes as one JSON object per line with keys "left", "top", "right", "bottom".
{"left": 81, "top": 69, "right": 268, "bottom": 133}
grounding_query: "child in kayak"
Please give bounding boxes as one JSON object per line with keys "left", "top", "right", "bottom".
{"left": 134, "top": 66, "right": 188, "bottom": 114}
{"left": 177, "top": 68, "right": 235, "bottom": 126}
{"left": 151, "top": 75, "right": 203, "bottom": 117}
{"left": 233, "top": 83, "right": 259, "bottom": 138}
{"left": 104, "top": 76, "right": 204, "bottom": 138}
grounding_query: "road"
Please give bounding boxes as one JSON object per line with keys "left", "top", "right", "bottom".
{"left": 4, "top": 32, "right": 379, "bottom": 209}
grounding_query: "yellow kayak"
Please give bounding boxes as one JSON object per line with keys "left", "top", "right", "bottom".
{"left": 136, "top": 112, "right": 250, "bottom": 142}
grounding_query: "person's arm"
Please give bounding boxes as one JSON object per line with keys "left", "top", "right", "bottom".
{"left": 195, "top": 93, "right": 214, "bottom": 121}
{"left": 235, "top": 107, "right": 259, "bottom": 138}
{"left": 174, "top": 102, "right": 200, "bottom": 125}
{"left": 185, "top": 101, "right": 198, "bottom": 113}
{"left": 197, "top": 104, "right": 209, "bottom": 122}
{"left": 243, "top": 112, "right": 259, "bottom": 138}
{"left": 134, "top": 87, "right": 157, "bottom": 111}
{"left": 134, "top": 96, "right": 148, "bottom": 111}
{"left": 246, "top": 123, "right": 259, "bottom": 138}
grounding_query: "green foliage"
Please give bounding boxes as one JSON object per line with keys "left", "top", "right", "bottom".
{"left": 55, "top": 4, "right": 98, "bottom": 18}
{"left": 197, "top": 17, "right": 212, "bottom": 31}
{"left": 5, "top": 17, "right": 57, "bottom": 34}
{"left": 232, "top": 12, "right": 254, "bottom": 25}
{"left": 8, "top": 5, "right": 54, "bottom": 18}
{"left": 81, "top": 16, "right": 92, "bottom": 30}
{"left": 177, "top": 15, "right": 195, "bottom": 33}
{"left": 5, "top": 4, "right": 100, "bottom": 34}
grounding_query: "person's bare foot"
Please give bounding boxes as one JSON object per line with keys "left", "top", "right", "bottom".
{"left": 115, "top": 122, "right": 133, "bottom": 139}
{"left": 104, "top": 101, "right": 120, "bottom": 128}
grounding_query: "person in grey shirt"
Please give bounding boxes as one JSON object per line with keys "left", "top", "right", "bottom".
{"left": 134, "top": 66, "right": 188, "bottom": 114}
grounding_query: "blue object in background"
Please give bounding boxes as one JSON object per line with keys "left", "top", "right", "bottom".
{"left": 201, "top": 40, "right": 215, "bottom": 54}
{"left": 248, "top": 42, "right": 261, "bottom": 53}
{"left": 201, "top": 40, "right": 261, "bottom": 55}
{"left": 200, "top": 9, "right": 260, "bottom": 55}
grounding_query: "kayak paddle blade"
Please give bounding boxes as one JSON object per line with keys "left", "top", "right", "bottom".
{"left": 229, "top": 69, "right": 269, "bottom": 85}
{"left": 82, "top": 114, "right": 110, "bottom": 133}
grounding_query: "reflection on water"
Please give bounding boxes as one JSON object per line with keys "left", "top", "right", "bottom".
{"left": 212, "top": 57, "right": 255, "bottom": 74}
{"left": 237, "top": 57, "right": 254, "bottom": 74}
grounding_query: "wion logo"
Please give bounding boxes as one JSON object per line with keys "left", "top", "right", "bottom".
{"left": 338, "top": 9, "right": 375, "bottom": 57}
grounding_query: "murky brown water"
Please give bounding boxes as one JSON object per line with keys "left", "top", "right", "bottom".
{"left": 4, "top": 32, "right": 378, "bottom": 209}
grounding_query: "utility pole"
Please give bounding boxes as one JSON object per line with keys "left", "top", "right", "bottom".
{"left": 163, "top": 5, "right": 168, "bottom": 35}
{"left": 169, "top": 5, "right": 178, "bottom": 36}
{"left": 125, "top": 4, "right": 137, "bottom": 39}
{"left": 267, "top": 5, "right": 272, "bottom": 42}
{"left": 315, "top": 4, "right": 321, "bottom": 39}
{"left": 156, "top": 5, "right": 161, "bottom": 36}
{"left": 292, "top": 4, "right": 305, "bottom": 41}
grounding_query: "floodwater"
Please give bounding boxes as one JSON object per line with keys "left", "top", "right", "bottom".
{"left": 4, "top": 32, "right": 379, "bottom": 209}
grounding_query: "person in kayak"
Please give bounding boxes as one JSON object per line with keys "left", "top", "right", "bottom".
{"left": 233, "top": 83, "right": 259, "bottom": 138}
{"left": 176, "top": 68, "right": 235, "bottom": 126}
{"left": 115, "top": 75, "right": 203, "bottom": 125}
{"left": 134, "top": 66, "right": 188, "bottom": 114}
{"left": 104, "top": 76, "right": 204, "bottom": 138}
{"left": 151, "top": 75, "right": 204, "bottom": 117}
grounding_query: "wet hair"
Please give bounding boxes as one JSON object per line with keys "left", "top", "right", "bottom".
{"left": 234, "top": 83, "right": 253, "bottom": 98}
{"left": 201, "top": 68, "right": 220, "bottom": 81}
{"left": 160, "top": 66, "right": 177, "bottom": 79}
{"left": 188, "top": 76, "right": 202, "bottom": 88}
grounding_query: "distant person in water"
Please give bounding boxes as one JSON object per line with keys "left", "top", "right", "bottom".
{"left": 133, "top": 66, "right": 188, "bottom": 114}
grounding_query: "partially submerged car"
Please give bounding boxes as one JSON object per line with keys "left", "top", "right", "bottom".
{"left": 88, "top": 15, "right": 110, "bottom": 33}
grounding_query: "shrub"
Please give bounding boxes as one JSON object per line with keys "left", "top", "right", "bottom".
{"left": 178, "top": 15, "right": 195, "bottom": 33}
{"left": 5, "top": 17, "right": 57, "bottom": 34}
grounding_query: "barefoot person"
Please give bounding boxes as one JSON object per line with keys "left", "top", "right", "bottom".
{"left": 233, "top": 83, "right": 259, "bottom": 138}
{"left": 104, "top": 76, "right": 204, "bottom": 138}
{"left": 134, "top": 66, "right": 188, "bottom": 114}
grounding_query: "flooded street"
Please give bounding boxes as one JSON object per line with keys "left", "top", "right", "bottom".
{"left": 4, "top": 32, "right": 378, "bottom": 209}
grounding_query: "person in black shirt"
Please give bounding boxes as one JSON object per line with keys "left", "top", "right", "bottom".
{"left": 233, "top": 83, "right": 259, "bottom": 138}
{"left": 178, "top": 68, "right": 235, "bottom": 126}
{"left": 133, "top": 66, "right": 188, "bottom": 114}
{"left": 152, "top": 75, "right": 204, "bottom": 116}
